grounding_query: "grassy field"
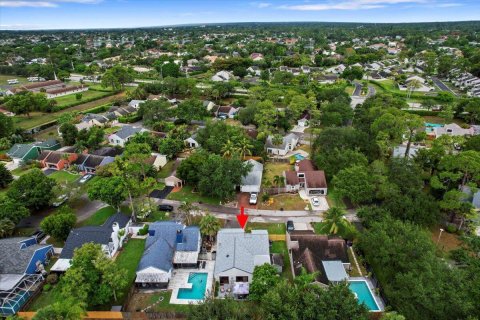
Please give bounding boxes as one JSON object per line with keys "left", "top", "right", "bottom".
{"left": 326, "top": 185, "right": 346, "bottom": 209}
{"left": 114, "top": 239, "right": 146, "bottom": 304}
{"left": 270, "top": 241, "right": 293, "bottom": 281}
{"left": 0, "top": 74, "right": 28, "bottom": 85}
{"left": 127, "top": 291, "right": 190, "bottom": 313}
{"left": 48, "top": 170, "right": 80, "bottom": 183}
{"left": 167, "top": 185, "right": 220, "bottom": 205}
{"left": 258, "top": 193, "right": 308, "bottom": 210}
{"left": 11, "top": 166, "right": 35, "bottom": 176}
{"left": 53, "top": 90, "right": 111, "bottom": 107}
{"left": 263, "top": 162, "right": 292, "bottom": 186}
{"left": 13, "top": 92, "right": 124, "bottom": 129}
{"left": 157, "top": 161, "right": 175, "bottom": 179}
{"left": 246, "top": 222, "right": 286, "bottom": 234}
{"left": 78, "top": 206, "right": 116, "bottom": 227}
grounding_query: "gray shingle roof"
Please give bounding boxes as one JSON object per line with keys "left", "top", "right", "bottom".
{"left": 265, "top": 133, "right": 298, "bottom": 149}
{"left": 137, "top": 222, "right": 200, "bottom": 273}
{"left": 60, "top": 213, "right": 130, "bottom": 259}
{"left": 241, "top": 159, "right": 263, "bottom": 188}
{"left": 113, "top": 126, "right": 143, "bottom": 139}
{"left": 214, "top": 229, "right": 270, "bottom": 276}
{"left": 0, "top": 237, "right": 52, "bottom": 275}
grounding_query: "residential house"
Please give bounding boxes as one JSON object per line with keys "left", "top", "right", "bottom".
{"left": 431, "top": 123, "right": 474, "bottom": 139}
{"left": 90, "top": 146, "right": 123, "bottom": 157}
{"left": 165, "top": 175, "right": 183, "bottom": 188}
{"left": 147, "top": 153, "right": 168, "bottom": 170}
{"left": 184, "top": 133, "right": 200, "bottom": 149}
{"left": 108, "top": 126, "right": 145, "bottom": 147}
{"left": 214, "top": 229, "right": 270, "bottom": 297}
{"left": 135, "top": 222, "right": 201, "bottom": 288}
{"left": 128, "top": 100, "right": 145, "bottom": 109}
{"left": 214, "top": 105, "right": 239, "bottom": 119}
{"left": 38, "top": 150, "right": 78, "bottom": 170}
{"left": 250, "top": 53, "right": 264, "bottom": 61}
{"left": 0, "top": 237, "right": 53, "bottom": 316}
{"left": 265, "top": 133, "right": 299, "bottom": 156}
{"left": 73, "top": 154, "right": 115, "bottom": 173}
{"left": 288, "top": 231, "right": 350, "bottom": 285}
{"left": 7, "top": 139, "right": 60, "bottom": 165}
{"left": 50, "top": 213, "right": 131, "bottom": 273}
{"left": 247, "top": 66, "right": 261, "bottom": 77}
{"left": 297, "top": 114, "right": 310, "bottom": 127}
{"left": 284, "top": 160, "right": 328, "bottom": 196}
{"left": 203, "top": 100, "right": 216, "bottom": 112}
{"left": 240, "top": 159, "right": 263, "bottom": 193}
{"left": 211, "top": 70, "right": 234, "bottom": 82}
{"left": 75, "top": 113, "right": 110, "bottom": 131}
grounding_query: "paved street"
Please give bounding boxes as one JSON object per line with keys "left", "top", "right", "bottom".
{"left": 431, "top": 76, "right": 456, "bottom": 96}
{"left": 352, "top": 82, "right": 362, "bottom": 96}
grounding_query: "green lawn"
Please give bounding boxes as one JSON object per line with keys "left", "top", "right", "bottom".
{"left": 143, "top": 210, "right": 170, "bottom": 222}
{"left": 48, "top": 170, "right": 80, "bottom": 183}
{"left": 53, "top": 90, "right": 111, "bottom": 107}
{"left": 28, "top": 284, "right": 63, "bottom": 311}
{"left": 246, "top": 222, "right": 286, "bottom": 234}
{"left": 11, "top": 166, "right": 34, "bottom": 176}
{"left": 0, "top": 74, "right": 28, "bottom": 86}
{"left": 114, "top": 239, "right": 146, "bottom": 304}
{"left": 46, "top": 236, "right": 65, "bottom": 248}
{"left": 78, "top": 206, "right": 116, "bottom": 227}
{"left": 326, "top": 185, "right": 346, "bottom": 209}
{"left": 270, "top": 241, "right": 293, "bottom": 281}
{"left": 167, "top": 185, "right": 220, "bottom": 205}
{"left": 157, "top": 161, "right": 175, "bottom": 179}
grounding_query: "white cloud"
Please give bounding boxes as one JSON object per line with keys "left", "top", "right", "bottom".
{"left": 0, "top": 0, "right": 101, "bottom": 7}
{"left": 250, "top": 2, "right": 272, "bottom": 8}
{"left": 436, "top": 2, "right": 461, "bottom": 7}
{"left": 279, "top": 0, "right": 430, "bottom": 11}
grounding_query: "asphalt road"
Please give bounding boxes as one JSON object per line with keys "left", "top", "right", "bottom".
{"left": 431, "top": 76, "right": 456, "bottom": 95}
{"left": 352, "top": 82, "right": 362, "bottom": 96}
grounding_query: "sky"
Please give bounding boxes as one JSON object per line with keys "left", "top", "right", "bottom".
{"left": 0, "top": 0, "right": 479, "bottom": 30}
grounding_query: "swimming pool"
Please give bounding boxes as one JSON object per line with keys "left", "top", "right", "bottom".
{"left": 177, "top": 272, "right": 208, "bottom": 300}
{"left": 294, "top": 153, "right": 305, "bottom": 160}
{"left": 424, "top": 123, "right": 443, "bottom": 133}
{"left": 348, "top": 280, "right": 380, "bottom": 311}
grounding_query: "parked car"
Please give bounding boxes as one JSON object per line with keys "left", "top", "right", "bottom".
{"left": 158, "top": 204, "right": 174, "bottom": 212}
{"left": 52, "top": 194, "right": 69, "bottom": 207}
{"left": 249, "top": 193, "right": 258, "bottom": 205}
{"left": 79, "top": 174, "right": 93, "bottom": 184}
{"left": 287, "top": 220, "right": 294, "bottom": 232}
{"left": 311, "top": 197, "right": 320, "bottom": 207}
{"left": 30, "top": 230, "right": 46, "bottom": 242}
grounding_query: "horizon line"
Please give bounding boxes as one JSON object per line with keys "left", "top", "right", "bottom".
{"left": 1, "top": 19, "right": 480, "bottom": 32}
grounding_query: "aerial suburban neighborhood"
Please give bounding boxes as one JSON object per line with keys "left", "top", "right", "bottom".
{"left": 0, "top": 1, "right": 479, "bottom": 319}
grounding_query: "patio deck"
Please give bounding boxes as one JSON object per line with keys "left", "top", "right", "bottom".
{"left": 168, "top": 260, "right": 215, "bottom": 305}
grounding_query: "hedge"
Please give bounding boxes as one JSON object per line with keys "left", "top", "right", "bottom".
{"left": 118, "top": 113, "right": 141, "bottom": 123}
{"left": 404, "top": 109, "right": 440, "bottom": 116}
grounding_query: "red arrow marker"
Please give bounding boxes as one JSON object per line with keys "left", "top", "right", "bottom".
{"left": 236, "top": 206, "right": 249, "bottom": 229}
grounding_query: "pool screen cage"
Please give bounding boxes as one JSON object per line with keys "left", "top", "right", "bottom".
{"left": 0, "top": 274, "right": 43, "bottom": 316}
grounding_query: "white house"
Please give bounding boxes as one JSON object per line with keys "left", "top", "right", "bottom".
{"left": 128, "top": 100, "right": 145, "bottom": 109}
{"left": 184, "top": 134, "right": 200, "bottom": 148}
{"left": 284, "top": 160, "right": 328, "bottom": 196}
{"left": 214, "top": 229, "right": 270, "bottom": 295}
{"left": 135, "top": 222, "right": 201, "bottom": 288}
{"left": 432, "top": 123, "right": 474, "bottom": 138}
{"left": 211, "top": 70, "right": 234, "bottom": 82}
{"left": 148, "top": 153, "right": 168, "bottom": 170}
{"left": 50, "top": 213, "right": 131, "bottom": 272}
{"left": 108, "top": 125, "right": 145, "bottom": 147}
{"left": 240, "top": 159, "right": 263, "bottom": 193}
{"left": 265, "top": 133, "right": 299, "bottom": 156}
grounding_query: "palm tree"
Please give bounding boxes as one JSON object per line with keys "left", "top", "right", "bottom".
{"left": 0, "top": 218, "right": 15, "bottom": 238}
{"left": 177, "top": 201, "right": 199, "bottom": 226}
{"left": 221, "top": 139, "right": 238, "bottom": 159}
{"left": 407, "top": 79, "right": 422, "bottom": 99}
{"left": 320, "top": 207, "right": 350, "bottom": 235}
{"left": 273, "top": 175, "right": 285, "bottom": 194}
{"left": 199, "top": 213, "right": 221, "bottom": 241}
{"left": 236, "top": 136, "right": 253, "bottom": 160}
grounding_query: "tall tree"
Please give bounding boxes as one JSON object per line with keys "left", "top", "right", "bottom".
{"left": 199, "top": 213, "right": 221, "bottom": 241}
{"left": 0, "top": 163, "right": 13, "bottom": 188}
{"left": 7, "top": 169, "right": 56, "bottom": 210}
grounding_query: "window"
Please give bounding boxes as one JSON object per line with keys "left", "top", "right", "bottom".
{"left": 236, "top": 276, "right": 248, "bottom": 282}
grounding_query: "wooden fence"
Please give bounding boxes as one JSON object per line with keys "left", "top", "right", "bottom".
{"left": 269, "top": 234, "right": 286, "bottom": 241}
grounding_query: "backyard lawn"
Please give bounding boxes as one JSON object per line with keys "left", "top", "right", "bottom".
{"left": 77, "top": 206, "right": 116, "bottom": 227}
{"left": 114, "top": 239, "right": 146, "bottom": 304}
{"left": 246, "top": 222, "right": 286, "bottom": 234}
{"left": 263, "top": 162, "right": 292, "bottom": 186}
{"left": 53, "top": 90, "right": 111, "bottom": 107}
{"left": 326, "top": 185, "right": 346, "bottom": 209}
{"left": 167, "top": 185, "right": 220, "bottom": 205}
{"left": 0, "top": 74, "right": 28, "bottom": 85}
{"left": 258, "top": 193, "right": 308, "bottom": 210}
{"left": 11, "top": 166, "right": 34, "bottom": 176}
{"left": 127, "top": 291, "right": 190, "bottom": 313}
{"left": 157, "top": 161, "right": 175, "bottom": 179}
{"left": 48, "top": 170, "right": 80, "bottom": 183}
{"left": 270, "top": 241, "right": 293, "bottom": 281}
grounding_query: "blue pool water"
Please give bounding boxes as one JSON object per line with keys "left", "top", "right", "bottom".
{"left": 177, "top": 273, "right": 208, "bottom": 300}
{"left": 349, "top": 280, "right": 380, "bottom": 311}
{"left": 294, "top": 153, "right": 305, "bottom": 160}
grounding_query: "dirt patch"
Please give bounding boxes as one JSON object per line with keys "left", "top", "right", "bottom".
{"left": 430, "top": 227, "right": 463, "bottom": 252}
{"left": 258, "top": 193, "right": 308, "bottom": 211}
